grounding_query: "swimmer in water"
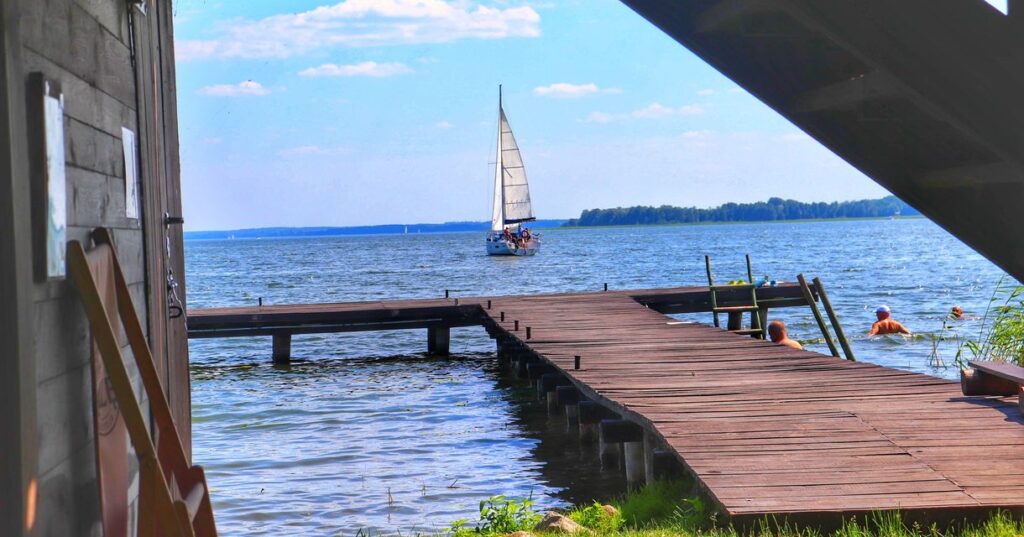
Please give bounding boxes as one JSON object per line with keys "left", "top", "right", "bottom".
{"left": 768, "top": 320, "right": 803, "bottom": 350}
{"left": 868, "top": 305, "right": 912, "bottom": 336}
{"left": 950, "top": 305, "right": 964, "bottom": 319}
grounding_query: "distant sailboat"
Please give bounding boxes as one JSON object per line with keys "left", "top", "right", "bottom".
{"left": 486, "top": 86, "right": 540, "bottom": 256}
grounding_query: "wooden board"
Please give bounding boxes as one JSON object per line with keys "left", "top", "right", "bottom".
{"left": 482, "top": 292, "right": 1024, "bottom": 523}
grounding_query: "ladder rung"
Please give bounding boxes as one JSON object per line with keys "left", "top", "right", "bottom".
{"left": 713, "top": 306, "right": 759, "bottom": 313}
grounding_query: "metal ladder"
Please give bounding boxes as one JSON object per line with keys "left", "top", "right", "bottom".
{"left": 705, "top": 254, "right": 764, "bottom": 338}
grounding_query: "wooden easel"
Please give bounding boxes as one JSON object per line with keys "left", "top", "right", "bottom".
{"left": 68, "top": 228, "right": 217, "bottom": 537}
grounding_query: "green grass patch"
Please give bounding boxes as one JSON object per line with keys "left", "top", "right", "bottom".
{"left": 448, "top": 481, "right": 1024, "bottom": 537}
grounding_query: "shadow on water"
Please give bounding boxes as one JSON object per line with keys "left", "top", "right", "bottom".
{"left": 485, "top": 360, "right": 629, "bottom": 506}
{"left": 191, "top": 352, "right": 627, "bottom": 535}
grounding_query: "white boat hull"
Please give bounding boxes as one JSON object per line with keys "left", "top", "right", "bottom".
{"left": 486, "top": 233, "right": 540, "bottom": 256}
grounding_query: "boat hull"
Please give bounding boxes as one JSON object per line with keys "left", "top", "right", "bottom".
{"left": 486, "top": 233, "right": 540, "bottom": 256}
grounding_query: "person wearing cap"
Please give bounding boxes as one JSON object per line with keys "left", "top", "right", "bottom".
{"left": 868, "top": 305, "right": 912, "bottom": 336}
{"left": 767, "top": 320, "right": 803, "bottom": 350}
{"left": 950, "top": 305, "right": 964, "bottom": 320}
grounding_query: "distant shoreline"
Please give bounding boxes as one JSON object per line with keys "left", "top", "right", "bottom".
{"left": 184, "top": 215, "right": 924, "bottom": 241}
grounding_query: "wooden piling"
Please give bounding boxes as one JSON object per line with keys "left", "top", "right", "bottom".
{"left": 427, "top": 326, "right": 450, "bottom": 356}
{"left": 578, "top": 401, "right": 611, "bottom": 444}
{"left": 813, "top": 277, "right": 856, "bottom": 361}
{"left": 272, "top": 333, "right": 291, "bottom": 363}
{"left": 797, "top": 274, "right": 840, "bottom": 357}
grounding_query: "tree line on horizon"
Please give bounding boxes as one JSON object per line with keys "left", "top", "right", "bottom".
{"left": 563, "top": 195, "right": 919, "bottom": 227}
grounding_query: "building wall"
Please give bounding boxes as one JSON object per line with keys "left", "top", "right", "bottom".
{"left": 4, "top": 0, "right": 184, "bottom": 535}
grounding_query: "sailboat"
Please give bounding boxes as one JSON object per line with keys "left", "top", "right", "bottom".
{"left": 486, "top": 86, "right": 541, "bottom": 256}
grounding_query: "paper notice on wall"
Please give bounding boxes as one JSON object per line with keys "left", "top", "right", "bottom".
{"left": 122, "top": 127, "right": 139, "bottom": 219}
{"left": 43, "top": 87, "right": 66, "bottom": 279}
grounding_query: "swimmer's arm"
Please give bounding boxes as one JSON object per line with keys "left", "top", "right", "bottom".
{"left": 897, "top": 322, "right": 912, "bottom": 335}
{"left": 867, "top": 322, "right": 879, "bottom": 336}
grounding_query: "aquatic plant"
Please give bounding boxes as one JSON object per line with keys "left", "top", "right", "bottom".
{"left": 452, "top": 494, "right": 542, "bottom": 535}
{"left": 931, "top": 277, "right": 1024, "bottom": 368}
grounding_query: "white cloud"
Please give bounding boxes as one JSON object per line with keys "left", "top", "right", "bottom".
{"left": 198, "top": 80, "right": 270, "bottom": 97}
{"left": 584, "top": 102, "right": 704, "bottom": 123}
{"left": 681, "top": 130, "right": 712, "bottom": 139}
{"left": 177, "top": 0, "right": 541, "bottom": 61}
{"left": 279, "top": 145, "right": 351, "bottom": 156}
{"left": 300, "top": 61, "right": 413, "bottom": 77}
{"left": 532, "top": 82, "right": 620, "bottom": 98}
{"left": 435, "top": 120, "right": 453, "bottom": 129}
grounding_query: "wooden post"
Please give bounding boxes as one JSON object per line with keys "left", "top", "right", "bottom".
{"left": 427, "top": 326, "right": 450, "bottom": 356}
{"left": 726, "top": 311, "right": 743, "bottom": 331}
{"left": 600, "top": 419, "right": 644, "bottom": 481}
{"left": 797, "top": 274, "right": 840, "bottom": 357}
{"left": 272, "top": 333, "right": 291, "bottom": 363}
{"left": 557, "top": 386, "right": 581, "bottom": 424}
{"left": 813, "top": 277, "right": 855, "bottom": 361}
{"left": 578, "top": 401, "right": 599, "bottom": 444}
{"left": 643, "top": 431, "right": 657, "bottom": 486}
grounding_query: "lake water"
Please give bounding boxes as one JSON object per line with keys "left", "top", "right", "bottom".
{"left": 186, "top": 218, "right": 1012, "bottom": 535}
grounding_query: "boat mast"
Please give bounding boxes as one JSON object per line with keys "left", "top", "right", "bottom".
{"left": 496, "top": 85, "right": 505, "bottom": 228}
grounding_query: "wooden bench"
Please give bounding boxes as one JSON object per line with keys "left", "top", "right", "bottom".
{"left": 962, "top": 360, "right": 1024, "bottom": 414}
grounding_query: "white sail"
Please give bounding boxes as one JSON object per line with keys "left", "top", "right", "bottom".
{"left": 499, "top": 109, "right": 534, "bottom": 225}
{"left": 491, "top": 107, "right": 505, "bottom": 231}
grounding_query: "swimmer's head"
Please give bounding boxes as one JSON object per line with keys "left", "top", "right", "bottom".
{"left": 875, "top": 305, "right": 891, "bottom": 320}
{"left": 767, "top": 320, "right": 787, "bottom": 343}
{"left": 951, "top": 305, "right": 963, "bottom": 319}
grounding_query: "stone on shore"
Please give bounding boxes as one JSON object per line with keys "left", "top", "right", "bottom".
{"left": 535, "top": 512, "right": 585, "bottom": 533}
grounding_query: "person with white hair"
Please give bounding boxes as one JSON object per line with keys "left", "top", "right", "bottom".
{"left": 867, "top": 305, "right": 912, "bottom": 336}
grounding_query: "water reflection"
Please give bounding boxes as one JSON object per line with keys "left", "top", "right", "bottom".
{"left": 193, "top": 353, "right": 627, "bottom": 535}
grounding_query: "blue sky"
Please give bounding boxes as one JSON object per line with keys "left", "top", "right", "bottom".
{"left": 173, "top": 0, "right": 901, "bottom": 231}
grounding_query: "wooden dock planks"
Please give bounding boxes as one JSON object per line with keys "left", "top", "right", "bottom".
{"left": 188, "top": 285, "right": 1024, "bottom": 521}
{"left": 484, "top": 292, "right": 1024, "bottom": 522}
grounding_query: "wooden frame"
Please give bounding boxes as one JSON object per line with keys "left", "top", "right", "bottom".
{"left": 67, "top": 229, "right": 216, "bottom": 537}
{"left": 0, "top": 1, "right": 39, "bottom": 534}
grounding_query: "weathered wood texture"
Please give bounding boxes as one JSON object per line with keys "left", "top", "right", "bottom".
{"left": 186, "top": 283, "right": 811, "bottom": 338}
{"left": 483, "top": 292, "right": 1024, "bottom": 524}
{"left": 6, "top": 0, "right": 187, "bottom": 534}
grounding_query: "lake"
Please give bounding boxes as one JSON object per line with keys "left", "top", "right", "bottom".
{"left": 186, "top": 218, "right": 1011, "bottom": 535}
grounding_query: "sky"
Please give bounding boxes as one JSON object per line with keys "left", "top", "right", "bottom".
{"left": 170, "top": 0, "right": 909, "bottom": 231}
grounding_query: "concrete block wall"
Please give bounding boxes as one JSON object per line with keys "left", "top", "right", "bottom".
{"left": 18, "top": 0, "right": 154, "bottom": 534}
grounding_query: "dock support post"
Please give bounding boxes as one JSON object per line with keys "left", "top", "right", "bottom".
{"left": 644, "top": 431, "right": 657, "bottom": 485}
{"left": 427, "top": 326, "right": 450, "bottom": 356}
{"left": 272, "top": 333, "right": 292, "bottom": 364}
{"left": 624, "top": 440, "right": 646, "bottom": 489}
{"left": 726, "top": 312, "right": 743, "bottom": 331}
{"left": 651, "top": 449, "right": 684, "bottom": 481}
{"left": 557, "top": 386, "right": 581, "bottom": 425}
{"left": 540, "top": 373, "right": 568, "bottom": 412}
{"left": 601, "top": 419, "right": 644, "bottom": 482}
{"left": 578, "top": 401, "right": 608, "bottom": 444}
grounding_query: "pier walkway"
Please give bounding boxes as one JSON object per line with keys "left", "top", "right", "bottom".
{"left": 188, "top": 285, "right": 1024, "bottom": 524}
{"left": 485, "top": 292, "right": 1024, "bottom": 524}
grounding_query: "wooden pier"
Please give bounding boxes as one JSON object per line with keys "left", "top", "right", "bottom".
{"left": 187, "top": 285, "right": 1024, "bottom": 525}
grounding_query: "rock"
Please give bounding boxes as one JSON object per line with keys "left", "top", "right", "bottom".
{"left": 535, "top": 512, "right": 585, "bottom": 533}
{"left": 600, "top": 504, "right": 619, "bottom": 518}
{"left": 508, "top": 532, "right": 533, "bottom": 537}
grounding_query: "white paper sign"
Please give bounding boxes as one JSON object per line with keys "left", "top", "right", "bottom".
{"left": 122, "top": 127, "right": 139, "bottom": 219}
{"left": 44, "top": 87, "right": 66, "bottom": 279}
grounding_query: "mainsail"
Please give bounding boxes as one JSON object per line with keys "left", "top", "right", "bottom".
{"left": 490, "top": 87, "right": 534, "bottom": 231}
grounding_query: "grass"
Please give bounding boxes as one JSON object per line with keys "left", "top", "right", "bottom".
{"left": 447, "top": 481, "right": 1024, "bottom": 537}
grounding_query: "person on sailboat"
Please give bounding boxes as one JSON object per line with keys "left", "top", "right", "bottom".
{"left": 521, "top": 227, "right": 531, "bottom": 245}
